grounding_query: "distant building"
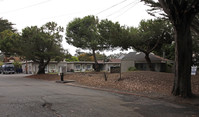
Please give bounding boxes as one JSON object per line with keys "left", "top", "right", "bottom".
{"left": 21, "top": 60, "right": 121, "bottom": 74}
{"left": 3, "top": 56, "right": 22, "bottom": 63}
{"left": 121, "top": 52, "right": 173, "bottom": 72}
{"left": 21, "top": 61, "right": 67, "bottom": 74}
{"left": 67, "top": 60, "right": 120, "bottom": 72}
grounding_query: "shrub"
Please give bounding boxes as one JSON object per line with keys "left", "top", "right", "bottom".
{"left": 128, "top": 67, "right": 137, "bottom": 71}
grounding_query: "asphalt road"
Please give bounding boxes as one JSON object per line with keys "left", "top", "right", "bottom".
{"left": 0, "top": 74, "right": 199, "bottom": 117}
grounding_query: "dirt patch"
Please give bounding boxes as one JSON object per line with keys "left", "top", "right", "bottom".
{"left": 26, "top": 71, "right": 199, "bottom": 96}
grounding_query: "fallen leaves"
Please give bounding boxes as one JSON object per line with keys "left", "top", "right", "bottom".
{"left": 26, "top": 71, "right": 199, "bottom": 96}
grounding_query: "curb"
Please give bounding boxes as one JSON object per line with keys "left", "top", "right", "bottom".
{"left": 65, "top": 82, "right": 199, "bottom": 107}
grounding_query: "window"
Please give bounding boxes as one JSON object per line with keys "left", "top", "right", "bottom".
{"left": 76, "top": 65, "right": 81, "bottom": 70}
{"left": 50, "top": 65, "right": 55, "bottom": 69}
{"left": 87, "top": 65, "right": 91, "bottom": 69}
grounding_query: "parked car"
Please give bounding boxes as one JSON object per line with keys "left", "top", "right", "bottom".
{"left": 1, "top": 64, "right": 15, "bottom": 74}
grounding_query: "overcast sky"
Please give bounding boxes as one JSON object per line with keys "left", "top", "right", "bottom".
{"left": 0, "top": 0, "right": 154, "bottom": 55}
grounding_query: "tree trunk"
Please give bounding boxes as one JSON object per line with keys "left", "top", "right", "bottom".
{"left": 92, "top": 49, "right": 100, "bottom": 72}
{"left": 172, "top": 19, "right": 193, "bottom": 97}
{"left": 145, "top": 53, "right": 155, "bottom": 71}
{"left": 37, "top": 59, "right": 50, "bottom": 74}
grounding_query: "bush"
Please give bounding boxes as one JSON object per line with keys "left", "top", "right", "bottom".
{"left": 128, "top": 67, "right": 137, "bottom": 71}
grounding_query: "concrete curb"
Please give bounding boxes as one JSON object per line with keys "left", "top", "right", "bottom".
{"left": 56, "top": 80, "right": 75, "bottom": 83}
{"left": 65, "top": 82, "right": 199, "bottom": 107}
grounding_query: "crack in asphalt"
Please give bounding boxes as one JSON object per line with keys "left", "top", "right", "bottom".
{"left": 41, "top": 96, "right": 63, "bottom": 117}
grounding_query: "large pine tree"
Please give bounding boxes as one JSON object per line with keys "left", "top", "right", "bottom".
{"left": 142, "top": 0, "right": 199, "bottom": 97}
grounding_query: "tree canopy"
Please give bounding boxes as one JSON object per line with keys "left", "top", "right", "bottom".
{"left": 20, "top": 22, "right": 64, "bottom": 74}
{"left": 130, "top": 19, "right": 173, "bottom": 70}
{"left": 102, "top": 19, "right": 173, "bottom": 71}
{"left": 0, "top": 30, "right": 20, "bottom": 56}
{"left": 0, "top": 18, "right": 17, "bottom": 56}
{"left": 142, "top": 0, "right": 199, "bottom": 97}
{"left": 66, "top": 15, "right": 110, "bottom": 71}
{"left": 0, "top": 18, "right": 16, "bottom": 33}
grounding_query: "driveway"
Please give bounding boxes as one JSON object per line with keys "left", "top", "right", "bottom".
{"left": 0, "top": 74, "right": 199, "bottom": 117}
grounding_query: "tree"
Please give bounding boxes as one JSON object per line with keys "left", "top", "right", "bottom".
{"left": 66, "top": 15, "right": 110, "bottom": 71}
{"left": 0, "top": 30, "right": 20, "bottom": 56}
{"left": 103, "top": 19, "right": 172, "bottom": 71}
{"left": 78, "top": 53, "right": 93, "bottom": 61}
{"left": 20, "top": 22, "right": 64, "bottom": 74}
{"left": 65, "top": 51, "right": 79, "bottom": 62}
{"left": 153, "top": 43, "right": 175, "bottom": 60}
{"left": 74, "top": 49, "right": 84, "bottom": 57}
{"left": 0, "top": 18, "right": 16, "bottom": 33}
{"left": 0, "top": 18, "right": 16, "bottom": 56}
{"left": 130, "top": 19, "right": 172, "bottom": 71}
{"left": 66, "top": 56, "right": 79, "bottom": 62}
{"left": 142, "top": 0, "right": 199, "bottom": 97}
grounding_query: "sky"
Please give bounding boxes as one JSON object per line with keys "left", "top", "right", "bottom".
{"left": 0, "top": 0, "right": 154, "bottom": 56}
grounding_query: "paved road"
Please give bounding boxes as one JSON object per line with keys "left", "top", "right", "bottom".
{"left": 0, "top": 74, "right": 199, "bottom": 117}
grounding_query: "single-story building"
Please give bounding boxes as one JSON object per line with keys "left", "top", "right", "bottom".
{"left": 121, "top": 52, "right": 173, "bottom": 72}
{"left": 67, "top": 60, "right": 121, "bottom": 72}
{"left": 22, "top": 61, "right": 67, "bottom": 74}
{"left": 21, "top": 60, "right": 121, "bottom": 74}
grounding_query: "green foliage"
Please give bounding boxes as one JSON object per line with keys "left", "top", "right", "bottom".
{"left": 98, "top": 19, "right": 128, "bottom": 49}
{"left": 0, "top": 18, "right": 17, "bottom": 56}
{"left": 77, "top": 52, "right": 106, "bottom": 61}
{"left": 0, "top": 61, "right": 3, "bottom": 66}
{"left": 128, "top": 67, "right": 137, "bottom": 71}
{"left": 66, "top": 15, "right": 109, "bottom": 51}
{"left": 20, "top": 22, "right": 64, "bottom": 61}
{"left": 78, "top": 53, "right": 93, "bottom": 61}
{"left": 129, "top": 19, "right": 173, "bottom": 53}
{"left": 66, "top": 15, "right": 111, "bottom": 71}
{"left": 0, "top": 30, "right": 20, "bottom": 56}
{"left": 96, "top": 53, "right": 106, "bottom": 61}
{"left": 0, "top": 18, "right": 16, "bottom": 33}
{"left": 156, "top": 43, "right": 175, "bottom": 60}
{"left": 13, "top": 61, "right": 22, "bottom": 69}
{"left": 66, "top": 56, "right": 79, "bottom": 62}
{"left": 106, "top": 19, "right": 173, "bottom": 70}
{"left": 142, "top": 0, "right": 199, "bottom": 97}
{"left": 20, "top": 22, "right": 64, "bottom": 74}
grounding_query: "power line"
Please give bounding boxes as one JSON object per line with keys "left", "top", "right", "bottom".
{"left": 114, "top": 1, "right": 139, "bottom": 19}
{"left": 0, "top": 0, "right": 51, "bottom": 14}
{"left": 106, "top": 0, "right": 139, "bottom": 18}
{"left": 96, "top": 0, "right": 128, "bottom": 15}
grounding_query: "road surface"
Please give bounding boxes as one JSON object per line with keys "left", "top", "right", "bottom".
{"left": 0, "top": 74, "right": 199, "bottom": 117}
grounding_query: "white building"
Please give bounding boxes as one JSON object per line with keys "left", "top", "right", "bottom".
{"left": 22, "top": 61, "right": 67, "bottom": 74}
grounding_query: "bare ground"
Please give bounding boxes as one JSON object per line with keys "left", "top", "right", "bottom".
{"left": 26, "top": 71, "right": 199, "bottom": 97}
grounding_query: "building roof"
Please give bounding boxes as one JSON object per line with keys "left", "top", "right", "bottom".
{"left": 3, "top": 56, "right": 22, "bottom": 62}
{"left": 109, "top": 59, "right": 121, "bottom": 63}
{"left": 67, "top": 60, "right": 120, "bottom": 64}
{"left": 122, "top": 52, "right": 172, "bottom": 63}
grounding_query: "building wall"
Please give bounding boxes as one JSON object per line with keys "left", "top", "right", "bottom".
{"left": 135, "top": 63, "right": 166, "bottom": 72}
{"left": 121, "top": 60, "right": 135, "bottom": 72}
{"left": 66, "top": 63, "right": 93, "bottom": 72}
{"left": 73, "top": 64, "right": 93, "bottom": 72}
{"left": 22, "top": 62, "right": 67, "bottom": 74}
{"left": 102, "top": 63, "right": 120, "bottom": 72}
